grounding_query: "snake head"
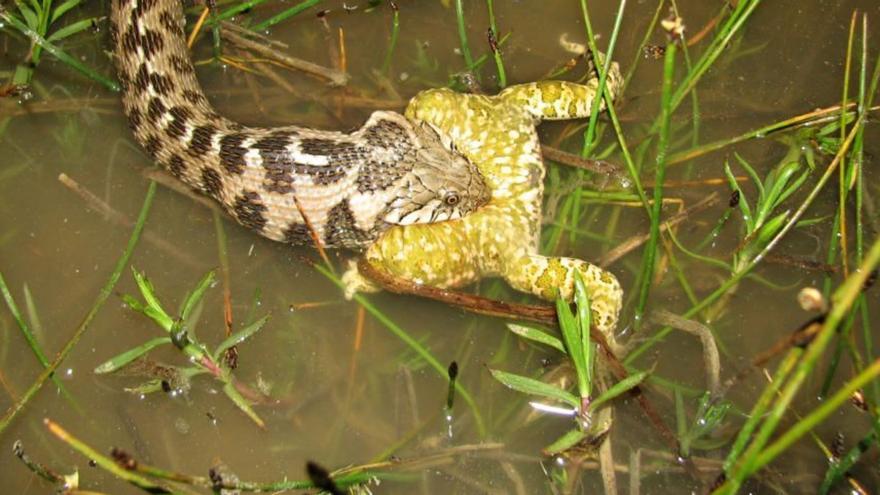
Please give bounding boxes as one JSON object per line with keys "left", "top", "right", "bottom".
{"left": 382, "top": 119, "right": 490, "bottom": 226}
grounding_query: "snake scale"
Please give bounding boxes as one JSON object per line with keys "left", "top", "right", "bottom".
{"left": 109, "top": 0, "right": 489, "bottom": 249}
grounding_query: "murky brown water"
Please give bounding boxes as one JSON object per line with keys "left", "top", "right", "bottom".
{"left": 2, "top": 0, "right": 879, "bottom": 493}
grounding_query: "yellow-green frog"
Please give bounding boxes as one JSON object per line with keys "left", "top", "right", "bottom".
{"left": 344, "top": 65, "right": 624, "bottom": 336}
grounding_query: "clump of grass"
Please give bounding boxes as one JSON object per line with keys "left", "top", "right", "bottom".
{"left": 21, "top": 418, "right": 384, "bottom": 493}
{"left": 0, "top": 1, "right": 118, "bottom": 91}
{"left": 491, "top": 273, "right": 647, "bottom": 455}
{"left": 94, "top": 268, "right": 270, "bottom": 428}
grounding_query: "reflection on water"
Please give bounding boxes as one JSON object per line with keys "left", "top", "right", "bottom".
{"left": 1, "top": 0, "right": 878, "bottom": 493}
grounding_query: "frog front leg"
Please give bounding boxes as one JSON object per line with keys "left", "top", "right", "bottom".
{"left": 498, "top": 75, "right": 621, "bottom": 122}
{"left": 503, "top": 254, "right": 622, "bottom": 345}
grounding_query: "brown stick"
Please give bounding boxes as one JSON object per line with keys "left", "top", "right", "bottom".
{"left": 542, "top": 145, "right": 623, "bottom": 176}
{"left": 598, "top": 192, "right": 720, "bottom": 267}
{"left": 58, "top": 173, "right": 201, "bottom": 267}
{"left": 356, "top": 259, "right": 557, "bottom": 325}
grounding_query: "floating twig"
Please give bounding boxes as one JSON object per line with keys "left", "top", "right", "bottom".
{"left": 220, "top": 28, "right": 350, "bottom": 86}
{"left": 599, "top": 192, "right": 720, "bottom": 267}
{"left": 58, "top": 173, "right": 201, "bottom": 267}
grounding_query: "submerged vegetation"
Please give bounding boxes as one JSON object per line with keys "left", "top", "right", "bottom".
{"left": 1, "top": 0, "right": 879, "bottom": 493}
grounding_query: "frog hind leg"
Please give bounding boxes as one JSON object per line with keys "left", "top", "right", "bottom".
{"left": 503, "top": 254, "right": 623, "bottom": 345}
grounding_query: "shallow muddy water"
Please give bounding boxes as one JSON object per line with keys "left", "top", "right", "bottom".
{"left": 1, "top": 0, "right": 879, "bottom": 493}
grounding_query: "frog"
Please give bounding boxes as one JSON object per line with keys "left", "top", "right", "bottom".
{"left": 343, "top": 61, "right": 625, "bottom": 338}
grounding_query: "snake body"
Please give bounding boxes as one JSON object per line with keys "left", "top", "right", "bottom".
{"left": 109, "top": 0, "right": 489, "bottom": 249}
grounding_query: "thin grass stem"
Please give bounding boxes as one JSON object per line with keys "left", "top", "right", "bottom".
{"left": 454, "top": 0, "right": 474, "bottom": 68}
{"left": 0, "top": 274, "right": 74, "bottom": 400}
{"left": 836, "top": 12, "right": 857, "bottom": 277}
{"left": 0, "top": 181, "right": 156, "bottom": 434}
{"left": 313, "top": 264, "right": 487, "bottom": 437}
{"left": 485, "top": 0, "right": 506, "bottom": 88}
{"left": 634, "top": 40, "right": 676, "bottom": 323}
{"left": 380, "top": 2, "right": 400, "bottom": 76}
{"left": 216, "top": 0, "right": 272, "bottom": 23}
{"left": 251, "top": 0, "right": 321, "bottom": 31}
{"left": 580, "top": 0, "right": 626, "bottom": 155}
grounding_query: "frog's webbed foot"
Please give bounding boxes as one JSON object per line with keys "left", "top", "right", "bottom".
{"left": 503, "top": 254, "right": 623, "bottom": 352}
{"left": 498, "top": 69, "right": 622, "bottom": 122}
{"left": 341, "top": 259, "right": 381, "bottom": 299}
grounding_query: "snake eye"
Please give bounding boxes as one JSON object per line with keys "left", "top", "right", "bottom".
{"left": 443, "top": 192, "right": 461, "bottom": 206}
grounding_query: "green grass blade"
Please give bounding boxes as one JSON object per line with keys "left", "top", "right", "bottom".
{"left": 820, "top": 427, "right": 876, "bottom": 494}
{"left": 49, "top": 0, "right": 81, "bottom": 24}
{"left": 555, "top": 294, "right": 587, "bottom": 396}
{"left": 93, "top": 336, "right": 172, "bottom": 374}
{"left": 485, "top": 0, "right": 506, "bottom": 88}
{"left": 506, "top": 323, "right": 565, "bottom": 353}
{"left": 222, "top": 381, "right": 265, "bottom": 428}
{"left": 590, "top": 371, "right": 648, "bottom": 410}
{"left": 15, "top": 5, "right": 38, "bottom": 29}
{"left": 179, "top": 270, "right": 216, "bottom": 323}
{"left": 380, "top": 2, "right": 400, "bottom": 76}
{"left": 746, "top": 358, "right": 880, "bottom": 482}
{"left": 634, "top": 38, "right": 676, "bottom": 323}
{"left": 573, "top": 272, "right": 593, "bottom": 396}
{"left": 544, "top": 428, "right": 588, "bottom": 455}
{"left": 454, "top": 0, "right": 474, "bottom": 68}
{"left": 215, "top": 0, "right": 272, "bottom": 22}
{"left": 489, "top": 369, "right": 579, "bottom": 409}
{"left": 579, "top": 0, "right": 626, "bottom": 154}
{"left": 0, "top": 272, "right": 67, "bottom": 393}
{"left": 46, "top": 17, "right": 97, "bottom": 42}
{"left": 213, "top": 314, "right": 270, "bottom": 360}
{"left": 251, "top": 0, "right": 321, "bottom": 32}
{"left": 717, "top": 237, "right": 880, "bottom": 492}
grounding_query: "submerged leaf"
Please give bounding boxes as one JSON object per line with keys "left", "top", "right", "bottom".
{"left": 543, "top": 428, "right": 588, "bottom": 455}
{"left": 123, "top": 379, "right": 164, "bottom": 395}
{"left": 223, "top": 382, "right": 265, "bottom": 428}
{"left": 754, "top": 210, "right": 790, "bottom": 247}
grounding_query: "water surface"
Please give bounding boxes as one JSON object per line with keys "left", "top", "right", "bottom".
{"left": 1, "top": 1, "right": 879, "bottom": 493}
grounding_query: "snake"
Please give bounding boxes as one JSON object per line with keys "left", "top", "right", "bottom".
{"left": 343, "top": 62, "right": 625, "bottom": 338}
{"left": 109, "top": 0, "right": 490, "bottom": 249}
